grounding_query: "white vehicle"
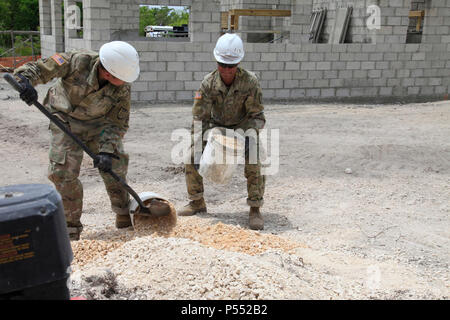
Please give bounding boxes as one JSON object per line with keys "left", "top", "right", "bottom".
{"left": 145, "top": 25, "right": 173, "bottom": 37}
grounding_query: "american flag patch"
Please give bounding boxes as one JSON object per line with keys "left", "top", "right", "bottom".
{"left": 51, "top": 54, "right": 66, "bottom": 66}
{"left": 194, "top": 91, "right": 202, "bottom": 100}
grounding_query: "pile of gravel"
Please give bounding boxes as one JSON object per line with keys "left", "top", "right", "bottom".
{"left": 70, "top": 236, "right": 319, "bottom": 300}
{"left": 69, "top": 216, "right": 325, "bottom": 300}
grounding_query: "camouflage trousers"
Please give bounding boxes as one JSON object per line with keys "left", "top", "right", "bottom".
{"left": 47, "top": 120, "right": 129, "bottom": 227}
{"left": 185, "top": 138, "right": 265, "bottom": 207}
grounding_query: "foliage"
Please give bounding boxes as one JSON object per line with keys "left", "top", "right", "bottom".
{"left": 0, "top": 0, "right": 40, "bottom": 53}
{"left": 0, "top": 0, "right": 39, "bottom": 31}
{"left": 139, "top": 6, "right": 189, "bottom": 36}
{"left": 0, "top": 35, "right": 41, "bottom": 57}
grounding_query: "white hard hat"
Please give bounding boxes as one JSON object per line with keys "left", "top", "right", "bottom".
{"left": 213, "top": 33, "right": 244, "bottom": 64}
{"left": 99, "top": 41, "right": 140, "bottom": 83}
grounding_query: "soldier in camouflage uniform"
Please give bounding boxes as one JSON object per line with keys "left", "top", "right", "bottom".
{"left": 14, "top": 41, "right": 140, "bottom": 240}
{"left": 179, "top": 33, "right": 266, "bottom": 230}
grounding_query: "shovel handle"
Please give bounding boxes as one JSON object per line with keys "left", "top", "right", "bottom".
{"left": 107, "top": 170, "right": 150, "bottom": 212}
{"left": 4, "top": 74, "right": 98, "bottom": 160}
{"left": 4, "top": 73, "right": 25, "bottom": 93}
{"left": 3, "top": 73, "right": 150, "bottom": 213}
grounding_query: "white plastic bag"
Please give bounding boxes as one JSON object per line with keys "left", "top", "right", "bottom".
{"left": 199, "top": 128, "right": 245, "bottom": 185}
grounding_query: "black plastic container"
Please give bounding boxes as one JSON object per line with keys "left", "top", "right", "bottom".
{"left": 0, "top": 184, "right": 73, "bottom": 300}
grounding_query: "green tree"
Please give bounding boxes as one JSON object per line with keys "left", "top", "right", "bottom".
{"left": 0, "top": 0, "right": 39, "bottom": 49}
{"left": 0, "top": 0, "right": 39, "bottom": 31}
{"left": 0, "top": 0, "right": 40, "bottom": 55}
{"left": 139, "top": 6, "right": 189, "bottom": 36}
{"left": 170, "top": 9, "right": 189, "bottom": 27}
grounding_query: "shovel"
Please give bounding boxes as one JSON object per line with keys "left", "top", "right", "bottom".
{"left": 3, "top": 73, "right": 170, "bottom": 217}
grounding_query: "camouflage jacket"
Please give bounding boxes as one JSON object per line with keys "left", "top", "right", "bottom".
{"left": 192, "top": 67, "right": 265, "bottom": 133}
{"left": 14, "top": 50, "right": 131, "bottom": 154}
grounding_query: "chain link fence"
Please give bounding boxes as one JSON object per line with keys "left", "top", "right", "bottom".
{"left": 0, "top": 31, "right": 40, "bottom": 72}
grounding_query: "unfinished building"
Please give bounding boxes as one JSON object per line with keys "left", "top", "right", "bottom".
{"left": 38, "top": 0, "right": 450, "bottom": 103}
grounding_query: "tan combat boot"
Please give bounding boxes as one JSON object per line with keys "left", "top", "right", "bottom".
{"left": 178, "top": 198, "right": 207, "bottom": 216}
{"left": 116, "top": 214, "right": 132, "bottom": 228}
{"left": 67, "top": 223, "right": 83, "bottom": 241}
{"left": 249, "top": 207, "right": 264, "bottom": 230}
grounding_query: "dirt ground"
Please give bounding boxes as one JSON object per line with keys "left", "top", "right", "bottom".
{"left": 1, "top": 75, "right": 449, "bottom": 300}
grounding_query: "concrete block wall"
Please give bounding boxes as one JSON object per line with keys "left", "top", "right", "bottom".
{"left": 64, "top": 0, "right": 111, "bottom": 52}
{"left": 110, "top": 0, "right": 138, "bottom": 35}
{"left": 127, "top": 42, "right": 449, "bottom": 103}
{"left": 309, "top": 0, "right": 411, "bottom": 44}
{"left": 39, "top": 0, "right": 64, "bottom": 58}
{"left": 125, "top": 41, "right": 217, "bottom": 102}
{"left": 220, "top": 0, "right": 291, "bottom": 43}
{"left": 375, "top": 0, "right": 411, "bottom": 44}
{"left": 39, "top": 0, "right": 52, "bottom": 36}
{"left": 241, "top": 41, "right": 449, "bottom": 102}
{"left": 38, "top": 0, "right": 449, "bottom": 103}
{"left": 289, "top": 0, "right": 313, "bottom": 43}
{"left": 422, "top": 0, "right": 450, "bottom": 45}
{"left": 113, "top": 0, "right": 223, "bottom": 102}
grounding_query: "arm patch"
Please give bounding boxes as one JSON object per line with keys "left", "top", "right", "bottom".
{"left": 51, "top": 54, "right": 67, "bottom": 66}
{"left": 194, "top": 91, "right": 202, "bottom": 100}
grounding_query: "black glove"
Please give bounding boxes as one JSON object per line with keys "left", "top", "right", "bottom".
{"left": 94, "top": 153, "right": 117, "bottom": 172}
{"left": 17, "top": 74, "right": 38, "bottom": 106}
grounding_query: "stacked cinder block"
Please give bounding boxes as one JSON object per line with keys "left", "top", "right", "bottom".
{"left": 289, "top": 0, "right": 313, "bottom": 44}
{"left": 62, "top": 0, "right": 112, "bottom": 51}
{"left": 423, "top": 0, "right": 450, "bottom": 44}
{"left": 129, "top": 41, "right": 218, "bottom": 102}
{"left": 39, "top": 0, "right": 64, "bottom": 57}
{"left": 83, "top": 0, "right": 111, "bottom": 44}
{"left": 39, "top": 0, "right": 52, "bottom": 36}
{"left": 374, "top": 0, "right": 410, "bottom": 44}
{"left": 110, "top": 1, "right": 138, "bottom": 34}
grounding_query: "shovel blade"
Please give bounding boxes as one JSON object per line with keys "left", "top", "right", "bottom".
{"left": 135, "top": 199, "right": 171, "bottom": 217}
{"left": 136, "top": 206, "right": 152, "bottom": 215}
{"left": 131, "top": 198, "right": 177, "bottom": 233}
